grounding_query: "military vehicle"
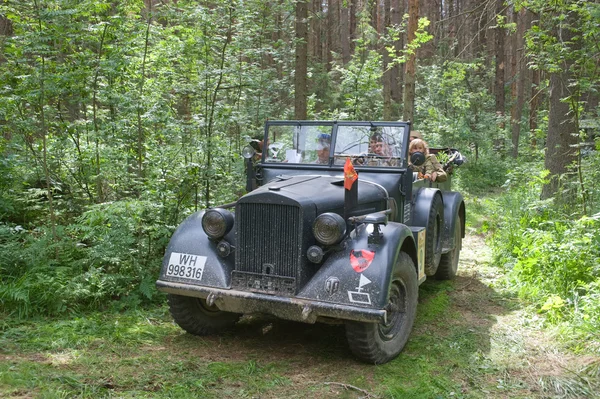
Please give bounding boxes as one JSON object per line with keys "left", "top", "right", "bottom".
{"left": 156, "top": 120, "right": 465, "bottom": 364}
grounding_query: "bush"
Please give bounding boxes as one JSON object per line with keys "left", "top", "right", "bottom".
{"left": 0, "top": 200, "right": 173, "bottom": 318}
{"left": 488, "top": 161, "right": 600, "bottom": 341}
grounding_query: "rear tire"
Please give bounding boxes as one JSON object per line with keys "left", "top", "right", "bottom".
{"left": 435, "top": 215, "right": 462, "bottom": 280}
{"left": 168, "top": 294, "right": 240, "bottom": 335}
{"left": 424, "top": 194, "right": 444, "bottom": 276}
{"left": 345, "top": 252, "right": 418, "bottom": 364}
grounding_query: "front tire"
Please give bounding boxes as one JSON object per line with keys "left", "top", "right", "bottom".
{"left": 345, "top": 252, "right": 418, "bottom": 364}
{"left": 168, "top": 294, "right": 240, "bottom": 335}
{"left": 435, "top": 215, "right": 462, "bottom": 280}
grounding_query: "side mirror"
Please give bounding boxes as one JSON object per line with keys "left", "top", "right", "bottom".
{"left": 410, "top": 151, "right": 426, "bottom": 166}
{"left": 242, "top": 145, "right": 256, "bottom": 159}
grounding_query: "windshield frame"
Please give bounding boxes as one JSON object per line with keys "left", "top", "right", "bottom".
{"left": 261, "top": 120, "right": 411, "bottom": 170}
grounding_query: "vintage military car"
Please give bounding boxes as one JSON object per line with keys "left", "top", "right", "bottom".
{"left": 156, "top": 120, "right": 465, "bottom": 364}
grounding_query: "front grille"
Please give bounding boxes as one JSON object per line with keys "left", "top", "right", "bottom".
{"left": 236, "top": 203, "right": 302, "bottom": 280}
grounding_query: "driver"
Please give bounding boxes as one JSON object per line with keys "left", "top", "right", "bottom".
{"left": 369, "top": 132, "right": 388, "bottom": 157}
{"left": 367, "top": 132, "right": 397, "bottom": 166}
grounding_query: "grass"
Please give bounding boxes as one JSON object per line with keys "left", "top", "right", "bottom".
{"left": 2, "top": 234, "right": 599, "bottom": 398}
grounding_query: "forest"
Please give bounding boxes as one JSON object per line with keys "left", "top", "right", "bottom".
{"left": 0, "top": 0, "right": 599, "bottom": 389}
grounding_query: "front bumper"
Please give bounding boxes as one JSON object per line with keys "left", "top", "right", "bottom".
{"left": 156, "top": 279, "right": 387, "bottom": 324}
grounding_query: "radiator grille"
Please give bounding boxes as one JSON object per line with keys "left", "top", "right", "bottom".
{"left": 236, "top": 202, "right": 302, "bottom": 278}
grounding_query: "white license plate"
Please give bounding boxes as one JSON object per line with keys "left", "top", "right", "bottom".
{"left": 165, "top": 252, "right": 207, "bottom": 281}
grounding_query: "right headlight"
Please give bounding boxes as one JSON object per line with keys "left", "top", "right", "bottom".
{"left": 202, "top": 208, "right": 234, "bottom": 240}
{"left": 313, "top": 213, "right": 346, "bottom": 246}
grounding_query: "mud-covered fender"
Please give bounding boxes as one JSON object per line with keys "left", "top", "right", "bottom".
{"left": 297, "top": 222, "right": 417, "bottom": 309}
{"left": 411, "top": 187, "right": 442, "bottom": 229}
{"left": 158, "top": 211, "right": 235, "bottom": 289}
{"left": 441, "top": 191, "right": 466, "bottom": 252}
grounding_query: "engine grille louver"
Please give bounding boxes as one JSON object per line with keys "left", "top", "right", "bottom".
{"left": 234, "top": 202, "right": 303, "bottom": 295}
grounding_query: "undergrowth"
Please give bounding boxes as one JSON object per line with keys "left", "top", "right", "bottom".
{"left": 0, "top": 200, "right": 172, "bottom": 318}
{"left": 485, "top": 155, "right": 600, "bottom": 353}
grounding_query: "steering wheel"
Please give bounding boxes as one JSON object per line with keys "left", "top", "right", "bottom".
{"left": 353, "top": 153, "right": 379, "bottom": 166}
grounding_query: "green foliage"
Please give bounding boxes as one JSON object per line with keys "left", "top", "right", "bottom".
{"left": 488, "top": 158, "right": 600, "bottom": 344}
{"left": 414, "top": 59, "right": 506, "bottom": 170}
{"left": 0, "top": 200, "right": 170, "bottom": 318}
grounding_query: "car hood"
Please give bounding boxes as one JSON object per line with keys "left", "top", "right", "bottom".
{"left": 239, "top": 174, "right": 388, "bottom": 216}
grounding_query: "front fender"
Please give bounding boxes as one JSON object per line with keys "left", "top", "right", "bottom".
{"left": 158, "top": 211, "right": 235, "bottom": 289}
{"left": 297, "top": 222, "right": 416, "bottom": 309}
{"left": 411, "top": 187, "right": 442, "bottom": 229}
{"left": 441, "top": 192, "right": 466, "bottom": 252}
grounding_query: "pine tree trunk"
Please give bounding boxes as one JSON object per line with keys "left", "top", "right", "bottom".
{"left": 390, "top": 0, "right": 403, "bottom": 107}
{"left": 529, "top": 68, "right": 541, "bottom": 148}
{"left": 403, "top": 0, "right": 418, "bottom": 122}
{"left": 295, "top": 0, "right": 308, "bottom": 119}
{"left": 540, "top": 14, "right": 579, "bottom": 201}
{"left": 510, "top": 8, "right": 528, "bottom": 158}
{"left": 340, "top": 1, "right": 351, "bottom": 64}
{"left": 382, "top": 0, "right": 393, "bottom": 119}
{"left": 494, "top": 0, "right": 506, "bottom": 130}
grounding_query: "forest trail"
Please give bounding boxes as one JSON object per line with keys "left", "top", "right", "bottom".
{"left": 448, "top": 233, "right": 599, "bottom": 398}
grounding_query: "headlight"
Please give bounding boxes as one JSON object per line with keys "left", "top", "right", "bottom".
{"left": 313, "top": 213, "right": 346, "bottom": 246}
{"left": 202, "top": 208, "right": 234, "bottom": 239}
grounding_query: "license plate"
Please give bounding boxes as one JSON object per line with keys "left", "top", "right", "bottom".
{"left": 165, "top": 252, "right": 207, "bottom": 281}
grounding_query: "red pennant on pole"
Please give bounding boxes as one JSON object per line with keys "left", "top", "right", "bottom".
{"left": 344, "top": 158, "right": 358, "bottom": 190}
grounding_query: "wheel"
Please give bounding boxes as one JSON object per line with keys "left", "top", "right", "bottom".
{"left": 167, "top": 294, "right": 240, "bottom": 335}
{"left": 424, "top": 194, "right": 444, "bottom": 276}
{"left": 345, "top": 252, "right": 418, "bottom": 364}
{"left": 435, "top": 215, "right": 462, "bottom": 280}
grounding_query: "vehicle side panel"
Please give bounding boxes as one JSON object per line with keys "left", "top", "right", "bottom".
{"left": 297, "top": 222, "right": 417, "bottom": 309}
{"left": 159, "top": 211, "right": 234, "bottom": 289}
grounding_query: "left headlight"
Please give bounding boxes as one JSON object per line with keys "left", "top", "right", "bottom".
{"left": 313, "top": 212, "right": 346, "bottom": 246}
{"left": 202, "top": 208, "right": 234, "bottom": 240}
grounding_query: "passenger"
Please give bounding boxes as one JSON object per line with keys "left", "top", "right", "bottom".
{"left": 314, "top": 133, "right": 331, "bottom": 164}
{"left": 409, "top": 130, "right": 422, "bottom": 143}
{"left": 409, "top": 138, "right": 447, "bottom": 182}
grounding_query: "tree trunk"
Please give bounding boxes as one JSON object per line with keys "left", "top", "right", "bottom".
{"left": 382, "top": 0, "right": 393, "bottom": 119}
{"left": 529, "top": 68, "right": 541, "bottom": 148}
{"left": 494, "top": 0, "right": 506, "bottom": 130}
{"left": 510, "top": 8, "right": 528, "bottom": 158}
{"left": 390, "top": 0, "right": 403, "bottom": 107}
{"left": 295, "top": 0, "right": 308, "bottom": 119}
{"left": 349, "top": 0, "right": 357, "bottom": 54}
{"left": 403, "top": 0, "right": 418, "bottom": 123}
{"left": 0, "top": 14, "right": 13, "bottom": 64}
{"left": 541, "top": 20, "right": 579, "bottom": 201}
{"left": 340, "top": 0, "right": 351, "bottom": 64}
{"left": 328, "top": 0, "right": 340, "bottom": 68}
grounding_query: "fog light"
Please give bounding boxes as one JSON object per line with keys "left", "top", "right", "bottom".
{"left": 202, "top": 208, "right": 234, "bottom": 240}
{"left": 307, "top": 245, "right": 324, "bottom": 264}
{"left": 217, "top": 240, "right": 232, "bottom": 257}
{"left": 313, "top": 213, "right": 346, "bottom": 246}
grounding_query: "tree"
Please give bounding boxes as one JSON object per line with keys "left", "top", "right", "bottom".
{"left": 295, "top": 0, "right": 308, "bottom": 119}
{"left": 403, "top": 0, "right": 418, "bottom": 122}
{"left": 520, "top": 1, "right": 599, "bottom": 206}
{"left": 494, "top": 0, "right": 506, "bottom": 131}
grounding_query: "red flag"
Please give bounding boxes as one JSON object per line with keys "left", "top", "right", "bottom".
{"left": 344, "top": 158, "right": 358, "bottom": 190}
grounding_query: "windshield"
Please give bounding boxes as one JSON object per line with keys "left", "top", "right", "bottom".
{"left": 264, "top": 122, "right": 407, "bottom": 168}
{"left": 334, "top": 125, "right": 405, "bottom": 167}
{"left": 266, "top": 123, "right": 334, "bottom": 164}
